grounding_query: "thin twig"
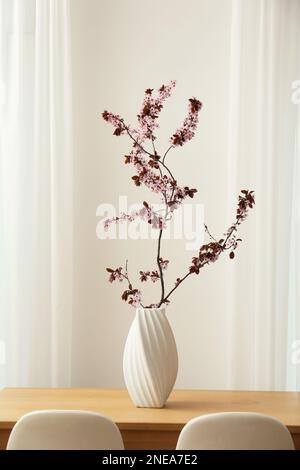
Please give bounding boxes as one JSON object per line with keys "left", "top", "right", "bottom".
{"left": 124, "top": 259, "right": 145, "bottom": 307}
{"left": 124, "top": 259, "right": 132, "bottom": 289}
{"left": 204, "top": 224, "right": 217, "bottom": 242}
{"left": 151, "top": 135, "right": 157, "bottom": 156}
{"left": 162, "top": 145, "right": 174, "bottom": 164}
{"left": 123, "top": 124, "right": 153, "bottom": 157}
{"left": 163, "top": 272, "right": 192, "bottom": 304}
{"left": 158, "top": 159, "right": 176, "bottom": 183}
{"left": 157, "top": 229, "right": 165, "bottom": 306}
{"left": 163, "top": 258, "right": 211, "bottom": 304}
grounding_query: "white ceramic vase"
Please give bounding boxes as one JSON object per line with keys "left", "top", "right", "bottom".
{"left": 123, "top": 307, "right": 178, "bottom": 408}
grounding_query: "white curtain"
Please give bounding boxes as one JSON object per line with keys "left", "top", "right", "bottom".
{"left": 226, "top": 0, "right": 300, "bottom": 391}
{"left": 0, "top": 0, "right": 299, "bottom": 391}
{"left": 0, "top": 0, "right": 73, "bottom": 386}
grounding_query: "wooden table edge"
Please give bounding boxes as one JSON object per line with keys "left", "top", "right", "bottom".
{"left": 2, "top": 420, "right": 300, "bottom": 434}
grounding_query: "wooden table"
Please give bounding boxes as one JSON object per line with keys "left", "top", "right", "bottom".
{"left": 0, "top": 388, "right": 299, "bottom": 450}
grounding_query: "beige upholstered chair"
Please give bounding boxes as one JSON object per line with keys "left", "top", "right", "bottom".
{"left": 176, "top": 412, "right": 295, "bottom": 450}
{"left": 7, "top": 410, "right": 124, "bottom": 450}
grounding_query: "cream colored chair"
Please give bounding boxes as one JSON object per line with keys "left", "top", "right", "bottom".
{"left": 176, "top": 412, "right": 295, "bottom": 450}
{"left": 7, "top": 410, "right": 124, "bottom": 450}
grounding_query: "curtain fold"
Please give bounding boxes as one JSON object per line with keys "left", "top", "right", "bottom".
{"left": 0, "top": 0, "right": 73, "bottom": 387}
{"left": 226, "top": 0, "right": 300, "bottom": 391}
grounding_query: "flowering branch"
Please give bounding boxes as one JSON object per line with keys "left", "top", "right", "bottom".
{"left": 101, "top": 81, "right": 255, "bottom": 308}
{"left": 162, "top": 190, "right": 255, "bottom": 304}
{"left": 106, "top": 261, "right": 143, "bottom": 308}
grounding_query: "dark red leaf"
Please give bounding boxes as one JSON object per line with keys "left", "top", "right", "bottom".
{"left": 189, "top": 98, "right": 202, "bottom": 113}
{"left": 121, "top": 291, "right": 129, "bottom": 301}
{"left": 132, "top": 175, "right": 141, "bottom": 186}
{"left": 113, "top": 127, "right": 122, "bottom": 136}
{"left": 102, "top": 111, "right": 110, "bottom": 121}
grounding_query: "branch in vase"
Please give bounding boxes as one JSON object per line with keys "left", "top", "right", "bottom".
{"left": 102, "top": 81, "right": 254, "bottom": 310}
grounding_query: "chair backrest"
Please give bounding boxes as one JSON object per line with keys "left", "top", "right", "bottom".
{"left": 7, "top": 410, "right": 124, "bottom": 450}
{"left": 176, "top": 412, "right": 295, "bottom": 450}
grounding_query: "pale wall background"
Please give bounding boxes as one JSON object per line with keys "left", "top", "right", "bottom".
{"left": 70, "top": 0, "right": 251, "bottom": 388}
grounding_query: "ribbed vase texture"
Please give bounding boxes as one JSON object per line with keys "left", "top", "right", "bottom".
{"left": 123, "top": 307, "right": 178, "bottom": 408}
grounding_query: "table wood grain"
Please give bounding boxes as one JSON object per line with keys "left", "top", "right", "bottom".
{"left": 0, "top": 388, "right": 299, "bottom": 449}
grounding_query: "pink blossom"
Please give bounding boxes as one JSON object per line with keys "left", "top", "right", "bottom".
{"left": 106, "top": 267, "right": 126, "bottom": 283}
{"left": 139, "top": 269, "right": 161, "bottom": 283}
{"left": 150, "top": 271, "right": 160, "bottom": 283}
{"left": 103, "top": 211, "right": 140, "bottom": 231}
{"left": 157, "top": 80, "right": 176, "bottom": 100}
{"left": 102, "top": 111, "right": 125, "bottom": 136}
{"left": 104, "top": 203, "right": 165, "bottom": 232}
{"left": 139, "top": 203, "right": 165, "bottom": 229}
{"left": 159, "top": 258, "right": 169, "bottom": 271}
{"left": 139, "top": 271, "right": 150, "bottom": 282}
{"left": 170, "top": 98, "right": 202, "bottom": 146}
{"left": 104, "top": 219, "right": 112, "bottom": 231}
{"left": 129, "top": 290, "right": 142, "bottom": 307}
{"left": 137, "top": 81, "right": 176, "bottom": 142}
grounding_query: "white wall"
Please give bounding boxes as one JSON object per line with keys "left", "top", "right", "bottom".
{"left": 70, "top": 0, "right": 238, "bottom": 389}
